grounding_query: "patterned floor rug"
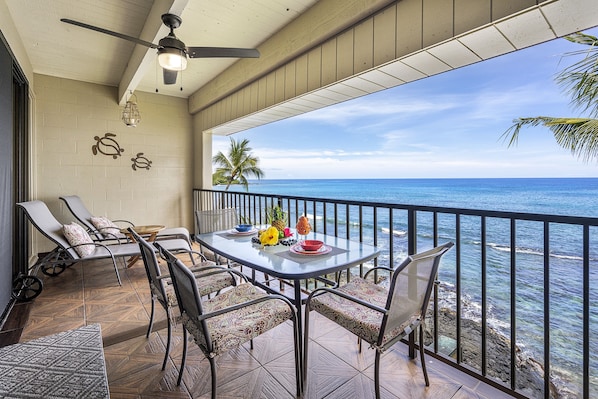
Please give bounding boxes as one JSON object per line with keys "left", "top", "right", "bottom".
{"left": 0, "top": 323, "right": 109, "bottom": 398}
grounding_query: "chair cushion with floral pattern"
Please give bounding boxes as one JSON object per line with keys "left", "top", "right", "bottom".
{"left": 181, "top": 284, "right": 292, "bottom": 357}
{"left": 189, "top": 263, "right": 236, "bottom": 297}
{"left": 310, "top": 278, "right": 420, "bottom": 348}
{"left": 152, "top": 263, "right": 235, "bottom": 308}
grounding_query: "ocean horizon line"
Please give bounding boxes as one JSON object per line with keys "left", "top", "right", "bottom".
{"left": 242, "top": 176, "right": 598, "bottom": 182}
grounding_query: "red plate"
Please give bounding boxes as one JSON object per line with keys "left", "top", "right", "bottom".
{"left": 290, "top": 244, "right": 332, "bottom": 255}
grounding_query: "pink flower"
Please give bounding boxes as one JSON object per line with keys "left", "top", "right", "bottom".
{"left": 283, "top": 227, "right": 293, "bottom": 237}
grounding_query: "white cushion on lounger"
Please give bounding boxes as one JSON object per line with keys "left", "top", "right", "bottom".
{"left": 63, "top": 222, "right": 95, "bottom": 257}
{"left": 90, "top": 216, "right": 122, "bottom": 236}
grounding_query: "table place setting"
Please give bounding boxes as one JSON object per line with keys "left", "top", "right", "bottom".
{"left": 227, "top": 224, "right": 259, "bottom": 235}
{"left": 217, "top": 224, "right": 260, "bottom": 238}
{"left": 289, "top": 240, "right": 333, "bottom": 255}
{"left": 276, "top": 239, "right": 348, "bottom": 263}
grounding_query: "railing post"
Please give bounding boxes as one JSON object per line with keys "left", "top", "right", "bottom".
{"left": 543, "top": 221, "right": 551, "bottom": 399}
{"left": 510, "top": 218, "right": 517, "bottom": 392}
{"left": 583, "top": 224, "right": 590, "bottom": 399}
{"left": 407, "top": 208, "right": 417, "bottom": 256}
{"left": 407, "top": 208, "right": 417, "bottom": 359}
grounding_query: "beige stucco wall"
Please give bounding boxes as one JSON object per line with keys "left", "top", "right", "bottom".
{"left": 0, "top": 1, "right": 33, "bottom": 84}
{"left": 33, "top": 74, "right": 193, "bottom": 253}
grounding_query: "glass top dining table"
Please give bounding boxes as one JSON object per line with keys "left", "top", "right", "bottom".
{"left": 194, "top": 227, "right": 380, "bottom": 328}
{"left": 195, "top": 227, "right": 379, "bottom": 389}
{"left": 195, "top": 227, "right": 380, "bottom": 284}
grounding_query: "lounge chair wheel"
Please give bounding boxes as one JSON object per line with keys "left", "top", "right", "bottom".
{"left": 12, "top": 275, "right": 43, "bottom": 301}
{"left": 41, "top": 263, "right": 66, "bottom": 276}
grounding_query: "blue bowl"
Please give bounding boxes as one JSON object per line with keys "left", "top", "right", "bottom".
{"left": 234, "top": 224, "right": 253, "bottom": 232}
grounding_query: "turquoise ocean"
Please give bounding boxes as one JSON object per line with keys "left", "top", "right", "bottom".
{"left": 221, "top": 177, "right": 598, "bottom": 396}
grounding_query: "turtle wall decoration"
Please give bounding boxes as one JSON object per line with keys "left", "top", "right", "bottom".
{"left": 92, "top": 132, "right": 124, "bottom": 158}
{"left": 91, "top": 133, "right": 153, "bottom": 171}
{"left": 131, "top": 152, "right": 152, "bottom": 171}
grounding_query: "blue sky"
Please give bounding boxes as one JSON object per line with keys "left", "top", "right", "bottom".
{"left": 213, "top": 28, "right": 598, "bottom": 180}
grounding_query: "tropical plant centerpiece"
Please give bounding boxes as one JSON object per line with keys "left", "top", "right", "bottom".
{"left": 257, "top": 225, "right": 293, "bottom": 247}
{"left": 255, "top": 206, "right": 294, "bottom": 247}
{"left": 266, "top": 205, "right": 288, "bottom": 233}
{"left": 259, "top": 226, "right": 280, "bottom": 246}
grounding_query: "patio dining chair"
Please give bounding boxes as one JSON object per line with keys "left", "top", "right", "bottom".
{"left": 194, "top": 207, "right": 239, "bottom": 234}
{"left": 59, "top": 195, "right": 192, "bottom": 246}
{"left": 156, "top": 242, "right": 302, "bottom": 398}
{"left": 303, "top": 242, "right": 454, "bottom": 399}
{"left": 17, "top": 200, "right": 195, "bottom": 286}
{"left": 194, "top": 207, "right": 239, "bottom": 263}
{"left": 129, "top": 228, "right": 245, "bottom": 371}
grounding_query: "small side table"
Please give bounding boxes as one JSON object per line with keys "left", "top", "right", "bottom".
{"left": 120, "top": 224, "right": 165, "bottom": 267}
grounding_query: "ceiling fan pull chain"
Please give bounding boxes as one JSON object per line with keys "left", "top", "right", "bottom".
{"left": 155, "top": 60, "right": 159, "bottom": 93}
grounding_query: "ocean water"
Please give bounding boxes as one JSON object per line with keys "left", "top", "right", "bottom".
{"left": 220, "top": 177, "right": 598, "bottom": 397}
{"left": 243, "top": 177, "right": 598, "bottom": 217}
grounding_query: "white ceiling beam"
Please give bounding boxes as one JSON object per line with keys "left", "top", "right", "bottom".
{"left": 541, "top": 0, "right": 598, "bottom": 37}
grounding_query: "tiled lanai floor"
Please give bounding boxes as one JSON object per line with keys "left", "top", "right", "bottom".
{"left": 18, "top": 247, "right": 514, "bottom": 399}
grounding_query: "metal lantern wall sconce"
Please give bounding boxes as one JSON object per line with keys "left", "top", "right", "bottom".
{"left": 121, "top": 91, "right": 141, "bottom": 127}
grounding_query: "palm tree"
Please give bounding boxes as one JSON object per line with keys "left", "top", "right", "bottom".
{"left": 502, "top": 32, "right": 598, "bottom": 161}
{"left": 212, "top": 138, "right": 265, "bottom": 190}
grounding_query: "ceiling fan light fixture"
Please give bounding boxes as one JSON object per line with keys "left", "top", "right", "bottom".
{"left": 60, "top": 14, "right": 259, "bottom": 85}
{"left": 158, "top": 47, "right": 188, "bottom": 71}
{"left": 122, "top": 91, "right": 141, "bottom": 127}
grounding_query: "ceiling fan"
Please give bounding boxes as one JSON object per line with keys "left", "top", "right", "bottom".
{"left": 61, "top": 13, "right": 260, "bottom": 85}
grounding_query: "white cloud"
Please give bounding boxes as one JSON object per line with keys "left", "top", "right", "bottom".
{"left": 295, "top": 94, "right": 459, "bottom": 126}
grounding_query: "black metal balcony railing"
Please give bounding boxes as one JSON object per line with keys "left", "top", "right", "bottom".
{"left": 193, "top": 188, "right": 597, "bottom": 399}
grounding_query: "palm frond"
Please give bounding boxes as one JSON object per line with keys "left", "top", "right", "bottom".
{"left": 502, "top": 32, "right": 598, "bottom": 162}
{"left": 211, "top": 137, "right": 265, "bottom": 191}
{"left": 557, "top": 33, "right": 598, "bottom": 116}
{"left": 564, "top": 32, "right": 598, "bottom": 47}
{"left": 502, "top": 116, "right": 598, "bottom": 162}
{"left": 549, "top": 118, "right": 598, "bottom": 161}
{"left": 501, "top": 117, "right": 554, "bottom": 146}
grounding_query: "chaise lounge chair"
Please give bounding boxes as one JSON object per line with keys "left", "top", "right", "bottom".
{"left": 59, "top": 195, "right": 192, "bottom": 246}
{"left": 17, "top": 200, "right": 195, "bottom": 286}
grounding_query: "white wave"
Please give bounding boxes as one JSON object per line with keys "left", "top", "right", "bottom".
{"left": 439, "top": 281, "right": 455, "bottom": 290}
{"left": 551, "top": 253, "right": 587, "bottom": 261}
{"left": 471, "top": 241, "right": 592, "bottom": 261}
{"left": 381, "top": 227, "right": 407, "bottom": 236}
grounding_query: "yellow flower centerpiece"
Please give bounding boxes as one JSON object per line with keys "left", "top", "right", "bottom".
{"left": 260, "top": 226, "right": 280, "bottom": 246}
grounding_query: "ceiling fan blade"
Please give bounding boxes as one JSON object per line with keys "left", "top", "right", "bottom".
{"left": 60, "top": 18, "right": 158, "bottom": 49}
{"left": 163, "top": 69, "right": 178, "bottom": 85}
{"left": 187, "top": 47, "right": 260, "bottom": 59}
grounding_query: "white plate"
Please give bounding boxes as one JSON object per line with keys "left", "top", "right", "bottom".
{"left": 290, "top": 244, "right": 332, "bottom": 255}
{"left": 228, "top": 228, "right": 258, "bottom": 236}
